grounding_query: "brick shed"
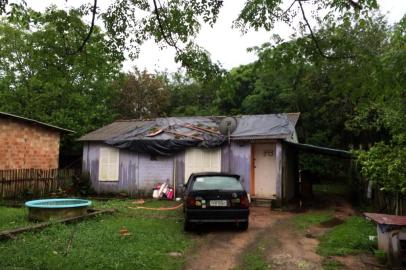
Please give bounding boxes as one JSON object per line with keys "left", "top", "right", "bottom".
{"left": 0, "top": 112, "right": 73, "bottom": 170}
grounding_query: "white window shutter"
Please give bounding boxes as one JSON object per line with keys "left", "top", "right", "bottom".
{"left": 99, "top": 147, "right": 119, "bottom": 181}
{"left": 184, "top": 148, "right": 221, "bottom": 182}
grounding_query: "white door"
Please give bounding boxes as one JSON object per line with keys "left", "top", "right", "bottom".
{"left": 254, "top": 144, "right": 277, "bottom": 197}
{"left": 184, "top": 148, "right": 221, "bottom": 182}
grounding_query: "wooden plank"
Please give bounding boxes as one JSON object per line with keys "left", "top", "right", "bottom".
{"left": 0, "top": 209, "right": 115, "bottom": 240}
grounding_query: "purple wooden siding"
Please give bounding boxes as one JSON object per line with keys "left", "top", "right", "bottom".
{"left": 83, "top": 142, "right": 254, "bottom": 195}
{"left": 138, "top": 154, "right": 174, "bottom": 192}
{"left": 173, "top": 153, "right": 185, "bottom": 194}
{"left": 221, "top": 143, "right": 251, "bottom": 192}
{"left": 275, "top": 142, "right": 283, "bottom": 199}
{"left": 83, "top": 143, "right": 175, "bottom": 195}
{"left": 83, "top": 143, "right": 139, "bottom": 195}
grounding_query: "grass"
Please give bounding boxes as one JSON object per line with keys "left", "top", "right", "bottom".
{"left": 313, "top": 183, "right": 350, "bottom": 197}
{"left": 291, "top": 211, "right": 333, "bottom": 231}
{"left": 321, "top": 257, "right": 343, "bottom": 270}
{"left": 0, "top": 206, "right": 30, "bottom": 231}
{"left": 0, "top": 199, "right": 192, "bottom": 270}
{"left": 317, "top": 216, "right": 377, "bottom": 256}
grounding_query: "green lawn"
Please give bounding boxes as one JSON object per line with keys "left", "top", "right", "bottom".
{"left": 317, "top": 216, "right": 377, "bottom": 256}
{"left": 0, "top": 199, "right": 192, "bottom": 270}
{"left": 291, "top": 211, "right": 333, "bottom": 231}
{"left": 290, "top": 211, "right": 377, "bottom": 270}
{"left": 0, "top": 206, "right": 30, "bottom": 231}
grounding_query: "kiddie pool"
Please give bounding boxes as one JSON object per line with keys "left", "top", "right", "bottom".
{"left": 25, "top": 198, "right": 92, "bottom": 221}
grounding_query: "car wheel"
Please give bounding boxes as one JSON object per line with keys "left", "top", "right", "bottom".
{"left": 184, "top": 219, "right": 192, "bottom": 231}
{"left": 238, "top": 221, "right": 249, "bottom": 231}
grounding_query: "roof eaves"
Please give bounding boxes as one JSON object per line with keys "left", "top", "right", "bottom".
{"left": 0, "top": 111, "right": 74, "bottom": 133}
{"left": 284, "top": 141, "right": 353, "bottom": 159}
{"left": 231, "top": 134, "right": 291, "bottom": 140}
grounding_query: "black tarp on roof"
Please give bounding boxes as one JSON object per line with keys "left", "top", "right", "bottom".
{"left": 105, "top": 117, "right": 226, "bottom": 155}
{"left": 100, "top": 114, "right": 298, "bottom": 155}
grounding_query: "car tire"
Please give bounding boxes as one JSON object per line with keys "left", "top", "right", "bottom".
{"left": 184, "top": 219, "right": 192, "bottom": 231}
{"left": 238, "top": 221, "right": 249, "bottom": 231}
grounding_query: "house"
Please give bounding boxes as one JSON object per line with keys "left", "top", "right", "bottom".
{"left": 79, "top": 113, "right": 303, "bottom": 204}
{"left": 0, "top": 112, "right": 73, "bottom": 170}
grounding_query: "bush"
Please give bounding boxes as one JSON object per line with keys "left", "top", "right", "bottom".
{"left": 71, "top": 172, "right": 94, "bottom": 196}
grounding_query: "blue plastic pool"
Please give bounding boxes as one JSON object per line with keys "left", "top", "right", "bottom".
{"left": 25, "top": 198, "right": 92, "bottom": 221}
{"left": 25, "top": 198, "right": 91, "bottom": 208}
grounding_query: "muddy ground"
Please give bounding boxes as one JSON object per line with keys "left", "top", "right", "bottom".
{"left": 183, "top": 203, "right": 380, "bottom": 270}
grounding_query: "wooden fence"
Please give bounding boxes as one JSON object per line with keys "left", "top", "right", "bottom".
{"left": 370, "top": 188, "right": 406, "bottom": 216}
{"left": 355, "top": 177, "right": 406, "bottom": 216}
{"left": 0, "top": 169, "right": 75, "bottom": 200}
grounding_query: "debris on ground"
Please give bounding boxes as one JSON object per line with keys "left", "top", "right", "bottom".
{"left": 132, "top": 199, "right": 145, "bottom": 204}
{"left": 119, "top": 227, "right": 131, "bottom": 237}
{"left": 127, "top": 203, "right": 183, "bottom": 211}
{"left": 168, "top": 252, "right": 183, "bottom": 258}
{"left": 152, "top": 183, "right": 174, "bottom": 200}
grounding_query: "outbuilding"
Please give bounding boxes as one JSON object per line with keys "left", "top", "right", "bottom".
{"left": 78, "top": 113, "right": 301, "bottom": 204}
{"left": 0, "top": 112, "right": 73, "bottom": 170}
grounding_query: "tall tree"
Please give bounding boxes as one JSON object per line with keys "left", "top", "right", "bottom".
{"left": 0, "top": 7, "right": 122, "bottom": 151}
{"left": 113, "top": 69, "right": 171, "bottom": 119}
{"left": 1, "top": 0, "right": 380, "bottom": 80}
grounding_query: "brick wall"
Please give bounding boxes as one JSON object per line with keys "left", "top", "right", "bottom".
{"left": 0, "top": 118, "right": 60, "bottom": 169}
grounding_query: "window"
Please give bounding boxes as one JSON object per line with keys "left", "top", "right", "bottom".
{"left": 192, "top": 176, "right": 243, "bottom": 191}
{"left": 99, "top": 146, "right": 119, "bottom": 181}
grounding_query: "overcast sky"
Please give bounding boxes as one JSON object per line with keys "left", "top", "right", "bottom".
{"left": 20, "top": 0, "right": 406, "bottom": 73}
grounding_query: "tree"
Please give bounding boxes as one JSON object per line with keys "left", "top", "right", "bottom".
{"left": 167, "top": 71, "right": 222, "bottom": 116}
{"left": 210, "top": 14, "right": 399, "bottom": 176}
{"left": 113, "top": 69, "right": 171, "bottom": 119}
{"left": 0, "top": 0, "right": 380, "bottom": 79}
{"left": 0, "top": 7, "right": 122, "bottom": 152}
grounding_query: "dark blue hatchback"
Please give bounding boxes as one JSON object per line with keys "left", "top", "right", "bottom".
{"left": 183, "top": 172, "right": 250, "bottom": 231}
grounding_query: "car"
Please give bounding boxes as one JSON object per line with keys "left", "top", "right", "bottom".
{"left": 183, "top": 172, "right": 250, "bottom": 231}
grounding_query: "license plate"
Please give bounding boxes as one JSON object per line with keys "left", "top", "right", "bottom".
{"left": 209, "top": 200, "right": 228, "bottom": 207}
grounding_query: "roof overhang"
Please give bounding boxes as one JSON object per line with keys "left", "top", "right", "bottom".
{"left": 0, "top": 111, "right": 74, "bottom": 133}
{"left": 283, "top": 141, "right": 354, "bottom": 159}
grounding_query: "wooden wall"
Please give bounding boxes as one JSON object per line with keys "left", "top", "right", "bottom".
{"left": 83, "top": 142, "right": 183, "bottom": 196}
{"left": 83, "top": 141, "right": 295, "bottom": 199}
{"left": 221, "top": 143, "right": 251, "bottom": 192}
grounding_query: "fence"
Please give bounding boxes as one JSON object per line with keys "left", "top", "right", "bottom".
{"left": 355, "top": 177, "right": 406, "bottom": 216}
{"left": 370, "top": 188, "right": 406, "bottom": 216}
{"left": 0, "top": 169, "right": 75, "bottom": 200}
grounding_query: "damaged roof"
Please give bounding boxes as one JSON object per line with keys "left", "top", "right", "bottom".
{"left": 78, "top": 113, "right": 300, "bottom": 142}
{"left": 78, "top": 113, "right": 300, "bottom": 155}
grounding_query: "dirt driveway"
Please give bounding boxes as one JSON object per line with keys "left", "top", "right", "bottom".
{"left": 183, "top": 206, "right": 374, "bottom": 270}
{"left": 183, "top": 207, "right": 294, "bottom": 270}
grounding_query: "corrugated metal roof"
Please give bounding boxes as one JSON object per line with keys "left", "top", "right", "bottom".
{"left": 79, "top": 113, "right": 300, "bottom": 142}
{"left": 231, "top": 114, "right": 294, "bottom": 140}
{"left": 364, "top": 212, "right": 406, "bottom": 226}
{"left": 0, "top": 111, "right": 74, "bottom": 133}
{"left": 78, "top": 120, "right": 153, "bottom": 141}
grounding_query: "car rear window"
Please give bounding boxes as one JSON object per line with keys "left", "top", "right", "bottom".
{"left": 192, "top": 176, "right": 243, "bottom": 191}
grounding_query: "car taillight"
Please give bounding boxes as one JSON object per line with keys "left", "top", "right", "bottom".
{"left": 186, "top": 196, "right": 196, "bottom": 208}
{"left": 240, "top": 195, "right": 250, "bottom": 208}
